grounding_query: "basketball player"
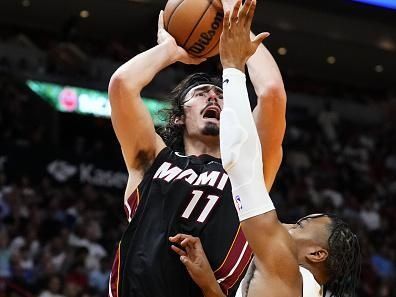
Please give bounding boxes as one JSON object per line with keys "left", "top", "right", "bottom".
{"left": 169, "top": 1, "right": 361, "bottom": 297}
{"left": 107, "top": 0, "right": 285, "bottom": 295}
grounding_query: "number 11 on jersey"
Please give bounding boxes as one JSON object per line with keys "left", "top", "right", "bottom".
{"left": 181, "top": 190, "right": 220, "bottom": 223}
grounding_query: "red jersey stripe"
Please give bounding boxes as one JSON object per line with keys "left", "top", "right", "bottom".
{"left": 214, "top": 226, "right": 248, "bottom": 278}
{"left": 109, "top": 242, "right": 121, "bottom": 297}
{"left": 219, "top": 244, "right": 253, "bottom": 290}
{"left": 213, "top": 226, "right": 253, "bottom": 294}
{"left": 124, "top": 188, "right": 140, "bottom": 222}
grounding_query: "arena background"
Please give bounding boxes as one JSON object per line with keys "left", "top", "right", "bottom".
{"left": 0, "top": 0, "right": 395, "bottom": 296}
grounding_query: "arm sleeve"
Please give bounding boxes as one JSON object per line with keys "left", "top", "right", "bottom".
{"left": 220, "top": 68, "right": 275, "bottom": 221}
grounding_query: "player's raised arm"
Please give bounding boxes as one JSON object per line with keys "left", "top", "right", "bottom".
{"left": 221, "top": 0, "right": 286, "bottom": 191}
{"left": 108, "top": 11, "right": 205, "bottom": 171}
{"left": 219, "top": 0, "right": 300, "bottom": 294}
{"left": 248, "top": 34, "right": 287, "bottom": 191}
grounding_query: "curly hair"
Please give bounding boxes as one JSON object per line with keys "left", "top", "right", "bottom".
{"left": 157, "top": 72, "right": 222, "bottom": 153}
{"left": 324, "top": 214, "right": 361, "bottom": 297}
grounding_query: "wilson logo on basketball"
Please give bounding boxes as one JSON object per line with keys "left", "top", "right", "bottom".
{"left": 188, "top": 12, "right": 223, "bottom": 55}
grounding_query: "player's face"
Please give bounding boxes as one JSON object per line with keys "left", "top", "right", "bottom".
{"left": 288, "top": 214, "right": 332, "bottom": 245}
{"left": 288, "top": 214, "right": 332, "bottom": 264}
{"left": 181, "top": 84, "right": 223, "bottom": 138}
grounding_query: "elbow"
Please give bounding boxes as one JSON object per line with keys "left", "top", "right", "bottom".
{"left": 257, "top": 80, "right": 287, "bottom": 104}
{"left": 109, "top": 70, "right": 128, "bottom": 94}
{"left": 108, "top": 71, "right": 139, "bottom": 103}
{"left": 257, "top": 81, "right": 287, "bottom": 127}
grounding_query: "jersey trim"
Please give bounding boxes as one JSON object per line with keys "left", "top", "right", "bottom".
{"left": 109, "top": 242, "right": 121, "bottom": 297}
{"left": 219, "top": 243, "right": 253, "bottom": 292}
{"left": 214, "top": 226, "right": 253, "bottom": 294}
{"left": 124, "top": 188, "right": 141, "bottom": 222}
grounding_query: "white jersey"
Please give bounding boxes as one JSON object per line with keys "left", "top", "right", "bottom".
{"left": 235, "top": 283, "right": 243, "bottom": 297}
{"left": 234, "top": 266, "right": 323, "bottom": 297}
{"left": 300, "top": 266, "right": 323, "bottom": 297}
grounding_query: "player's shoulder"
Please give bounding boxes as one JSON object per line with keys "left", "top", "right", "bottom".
{"left": 153, "top": 146, "right": 186, "bottom": 164}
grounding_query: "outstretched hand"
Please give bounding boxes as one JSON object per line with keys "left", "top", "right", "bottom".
{"left": 157, "top": 10, "right": 206, "bottom": 65}
{"left": 219, "top": 0, "right": 270, "bottom": 72}
{"left": 169, "top": 234, "right": 218, "bottom": 291}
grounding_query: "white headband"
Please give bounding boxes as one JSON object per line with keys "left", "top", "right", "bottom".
{"left": 182, "top": 84, "right": 223, "bottom": 104}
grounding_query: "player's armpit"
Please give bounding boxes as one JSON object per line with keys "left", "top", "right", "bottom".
{"left": 249, "top": 272, "right": 301, "bottom": 297}
{"left": 240, "top": 211, "right": 300, "bottom": 282}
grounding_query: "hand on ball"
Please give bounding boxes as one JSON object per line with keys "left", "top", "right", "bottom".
{"left": 157, "top": 10, "right": 206, "bottom": 65}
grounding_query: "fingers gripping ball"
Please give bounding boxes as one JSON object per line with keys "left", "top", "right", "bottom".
{"left": 163, "top": 0, "right": 223, "bottom": 58}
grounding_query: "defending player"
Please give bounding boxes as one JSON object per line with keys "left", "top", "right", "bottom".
{"left": 170, "top": 1, "right": 361, "bottom": 296}
{"left": 107, "top": 0, "right": 286, "bottom": 296}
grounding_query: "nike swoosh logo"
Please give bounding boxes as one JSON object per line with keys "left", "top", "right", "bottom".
{"left": 223, "top": 79, "right": 229, "bottom": 84}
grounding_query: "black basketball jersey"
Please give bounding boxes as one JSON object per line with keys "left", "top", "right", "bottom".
{"left": 109, "top": 147, "right": 252, "bottom": 297}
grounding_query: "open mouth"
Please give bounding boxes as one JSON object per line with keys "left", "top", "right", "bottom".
{"left": 202, "top": 107, "right": 220, "bottom": 120}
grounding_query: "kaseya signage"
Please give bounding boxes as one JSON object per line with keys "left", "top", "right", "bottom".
{"left": 47, "top": 160, "right": 127, "bottom": 189}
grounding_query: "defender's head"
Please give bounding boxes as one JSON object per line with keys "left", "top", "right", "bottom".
{"left": 159, "top": 73, "right": 223, "bottom": 152}
{"left": 289, "top": 213, "right": 360, "bottom": 297}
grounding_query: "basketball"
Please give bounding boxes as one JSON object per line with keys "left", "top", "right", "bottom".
{"left": 163, "top": 0, "right": 223, "bottom": 58}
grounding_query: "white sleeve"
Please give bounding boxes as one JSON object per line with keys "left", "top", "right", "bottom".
{"left": 220, "top": 68, "right": 274, "bottom": 221}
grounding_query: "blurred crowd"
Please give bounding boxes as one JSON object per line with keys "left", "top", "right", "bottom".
{"left": 1, "top": 27, "right": 395, "bottom": 105}
{"left": 0, "top": 49, "right": 395, "bottom": 297}
{"left": 0, "top": 75, "right": 124, "bottom": 297}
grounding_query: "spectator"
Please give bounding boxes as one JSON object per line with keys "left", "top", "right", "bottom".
{"left": 38, "top": 275, "right": 65, "bottom": 297}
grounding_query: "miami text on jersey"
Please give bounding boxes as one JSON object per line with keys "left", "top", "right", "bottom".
{"left": 153, "top": 161, "right": 229, "bottom": 190}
